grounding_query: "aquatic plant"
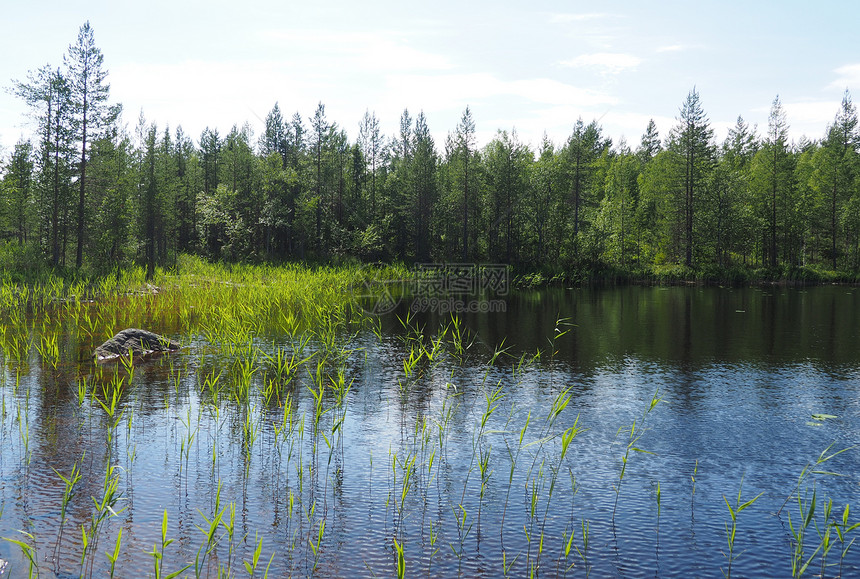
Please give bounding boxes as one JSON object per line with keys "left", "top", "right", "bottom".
{"left": 3, "top": 530, "right": 38, "bottom": 579}
{"left": 612, "top": 389, "right": 662, "bottom": 522}
{"left": 147, "top": 511, "right": 190, "bottom": 579}
{"left": 721, "top": 476, "right": 762, "bottom": 578}
{"left": 3, "top": 260, "right": 860, "bottom": 577}
{"left": 105, "top": 527, "right": 122, "bottom": 579}
{"left": 52, "top": 458, "right": 83, "bottom": 562}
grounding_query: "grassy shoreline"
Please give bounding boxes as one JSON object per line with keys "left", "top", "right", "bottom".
{"left": 513, "top": 263, "right": 860, "bottom": 288}
{"left": 2, "top": 236, "right": 860, "bottom": 291}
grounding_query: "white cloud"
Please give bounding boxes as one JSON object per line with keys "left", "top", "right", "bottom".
{"left": 260, "top": 29, "right": 453, "bottom": 73}
{"left": 374, "top": 73, "right": 621, "bottom": 148}
{"left": 110, "top": 59, "right": 319, "bottom": 141}
{"left": 549, "top": 13, "right": 609, "bottom": 24}
{"left": 600, "top": 111, "right": 675, "bottom": 141}
{"left": 782, "top": 100, "right": 840, "bottom": 128}
{"left": 829, "top": 64, "right": 860, "bottom": 90}
{"left": 559, "top": 53, "right": 642, "bottom": 74}
{"left": 380, "top": 73, "right": 617, "bottom": 113}
{"left": 507, "top": 78, "right": 619, "bottom": 107}
{"left": 109, "top": 57, "right": 621, "bottom": 150}
{"left": 748, "top": 100, "right": 841, "bottom": 141}
{"left": 656, "top": 45, "right": 685, "bottom": 53}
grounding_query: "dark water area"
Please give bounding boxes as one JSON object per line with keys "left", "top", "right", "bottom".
{"left": 1, "top": 285, "right": 860, "bottom": 577}
{"left": 403, "top": 284, "right": 860, "bottom": 370}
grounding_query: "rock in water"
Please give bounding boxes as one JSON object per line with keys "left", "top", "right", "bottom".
{"left": 94, "top": 328, "right": 181, "bottom": 362}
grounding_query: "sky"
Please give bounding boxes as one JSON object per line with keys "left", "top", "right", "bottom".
{"left": 1, "top": 0, "right": 859, "bottom": 158}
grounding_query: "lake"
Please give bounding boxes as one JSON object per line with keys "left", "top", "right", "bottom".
{"left": 1, "top": 283, "right": 859, "bottom": 578}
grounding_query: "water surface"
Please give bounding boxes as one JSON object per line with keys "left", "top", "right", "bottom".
{"left": 1, "top": 285, "right": 859, "bottom": 577}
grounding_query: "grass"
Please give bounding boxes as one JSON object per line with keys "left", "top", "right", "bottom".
{"left": 0, "top": 257, "right": 858, "bottom": 577}
{"left": 512, "top": 261, "right": 860, "bottom": 288}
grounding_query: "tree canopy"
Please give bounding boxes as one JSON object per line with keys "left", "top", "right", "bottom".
{"left": 3, "top": 24, "right": 860, "bottom": 278}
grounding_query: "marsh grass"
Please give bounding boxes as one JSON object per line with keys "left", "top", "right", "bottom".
{"left": 1, "top": 258, "right": 860, "bottom": 577}
{"left": 612, "top": 389, "right": 662, "bottom": 523}
{"left": 720, "top": 476, "right": 763, "bottom": 578}
{"left": 778, "top": 444, "right": 860, "bottom": 578}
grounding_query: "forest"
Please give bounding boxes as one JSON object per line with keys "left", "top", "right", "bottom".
{"left": 2, "top": 22, "right": 860, "bottom": 280}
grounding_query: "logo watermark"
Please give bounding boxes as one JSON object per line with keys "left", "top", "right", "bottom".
{"left": 352, "top": 263, "right": 509, "bottom": 316}
{"left": 410, "top": 296, "right": 507, "bottom": 314}
{"left": 350, "top": 263, "right": 408, "bottom": 315}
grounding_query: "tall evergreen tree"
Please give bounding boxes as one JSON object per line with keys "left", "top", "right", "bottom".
{"left": 259, "top": 102, "right": 287, "bottom": 160}
{"left": 411, "top": 112, "right": 437, "bottom": 261}
{"left": 822, "top": 90, "right": 859, "bottom": 268}
{"left": 484, "top": 129, "right": 531, "bottom": 263}
{"left": 529, "top": 135, "right": 563, "bottom": 263}
{"left": 2, "top": 139, "right": 34, "bottom": 244}
{"left": 13, "top": 66, "right": 76, "bottom": 265}
{"left": 637, "top": 119, "right": 661, "bottom": 163}
{"left": 600, "top": 142, "right": 638, "bottom": 265}
{"left": 717, "top": 116, "right": 757, "bottom": 266}
{"left": 65, "top": 21, "right": 118, "bottom": 268}
{"left": 358, "top": 110, "right": 383, "bottom": 228}
{"left": 141, "top": 125, "right": 158, "bottom": 278}
{"left": 309, "top": 103, "right": 331, "bottom": 251}
{"left": 87, "top": 121, "right": 135, "bottom": 269}
{"left": 199, "top": 127, "right": 221, "bottom": 200}
{"left": 220, "top": 123, "right": 259, "bottom": 258}
{"left": 456, "top": 106, "right": 476, "bottom": 261}
{"left": 173, "top": 126, "right": 198, "bottom": 252}
{"left": 750, "top": 96, "right": 793, "bottom": 267}
{"left": 668, "top": 88, "right": 714, "bottom": 267}
{"left": 562, "top": 118, "right": 611, "bottom": 257}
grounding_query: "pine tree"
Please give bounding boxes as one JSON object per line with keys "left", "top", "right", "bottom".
{"left": 310, "top": 103, "right": 331, "bottom": 251}
{"left": 601, "top": 142, "right": 638, "bottom": 265}
{"left": 456, "top": 106, "right": 476, "bottom": 261}
{"left": 823, "top": 90, "right": 858, "bottom": 268}
{"left": 757, "top": 96, "right": 791, "bottom": 267}
{"left": 668, "top": 88, "right": 714, "bottom": 267}
{"left": 259, "top": 102, "right": 287, "bottom": 160}
{"left": 717, "top": 116, "right": 757, "bottom": 266}
{"left": 358, "top": 110, "right": 383, "bottom": 228}
{"left": 484, "top": 129, "right": 531, "bottom": 263}
{"left": 13, "top": 65, "right": 76, "bottom": 265}
{"left": 530, "top": 135, "right": 563, "bottom": 262}
{"left": 562, "top": 118, "right": 611, "bottom": 257}
{"left": 2, "top": 139, "right": 35, "bottom": 244}
{"left": 65, "top": 21, "right": 119, "bottom": 268}
{"left": 411, "top": 112, "right": 437, "bottom": 261}
{"left": 637, "top": 119, "right": 661, "bottom": 163}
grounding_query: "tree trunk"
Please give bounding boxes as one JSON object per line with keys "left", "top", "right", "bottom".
{"left": 76, "top": 92, "right": 87, "bottom": 269}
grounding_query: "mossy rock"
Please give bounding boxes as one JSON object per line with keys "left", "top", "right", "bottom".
{"left": 94, "top": 328, "right": 181, "bottom": 362}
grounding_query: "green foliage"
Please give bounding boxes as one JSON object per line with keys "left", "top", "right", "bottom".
{"left": 5, "top": 25, "right": 860, "bottom": 279}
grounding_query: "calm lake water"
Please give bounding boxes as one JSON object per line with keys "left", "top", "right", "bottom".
{"left": 1, "top": 285, "right": 860, "bottom": 577}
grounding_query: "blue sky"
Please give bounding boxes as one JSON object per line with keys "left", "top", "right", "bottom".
{"left": 2, "top": 0, "right": 859, "bottom": 156}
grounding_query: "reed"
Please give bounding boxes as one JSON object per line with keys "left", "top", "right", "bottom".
{"left": 193, "top": 479, "right": 226, "bottom": 578}
{"left": 3, "top": 530, "right": 38, "bottom": 579}
{"left": 80, "top": 464, "right": 126, "bottom": 578}
{"left": 147, "top": 511, "right": 191, "bottom": 579}
{"left": 721, "top": 476, "right": 762, "bottom": 579}
{"left": 243, "top": 532, "right": 275, "bottom": 578}
{"left": 612, "top": 389, "right": 662, "bottom": 523}
{"left": 105, "top": 527, "right": 122, "bottom": 579}
{"left": 393, "top": 535, "right": 406, "bottom": 579}
{"left": 52, "top": 457, "right": 83, "bottom": 562}
{"left": 179, "top": 406, "right": 199, "bottom": 488}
